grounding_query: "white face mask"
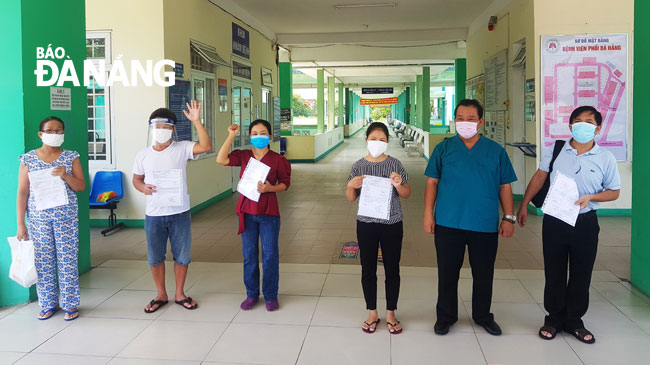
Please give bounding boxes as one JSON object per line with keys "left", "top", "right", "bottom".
{"left": 152, "top": 129, "right": 173, "bottom": 144}
{"left": 367, "top": 140, "right": 388, "bottom": 158}
{"left": 455, "top": 121, "right": 479, "bottom": 139}
{"left": 41, "top": 133, "right": 64, "bottom": 147}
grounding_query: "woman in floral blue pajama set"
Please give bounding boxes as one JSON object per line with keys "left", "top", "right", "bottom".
{"left": 16, "top": 116, "right": 86, "bottom": 321}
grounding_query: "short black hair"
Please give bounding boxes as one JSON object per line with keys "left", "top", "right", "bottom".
{"left": 570, "top": 106, "right": 602, "bottom": 126}
{"left": 366, "top": 122, "right": 389, "bottom": 141}
{"left": 250, "top": 119, "right": 272, "bottom": 135}
{"left": 39, "top": 116, "right": 64, "bottom": 131}
{"left": 149, "top": 108, "right": 177, "bottom": 124}
{"left": 454, "top": 99, "right": 484, "bottom": 119}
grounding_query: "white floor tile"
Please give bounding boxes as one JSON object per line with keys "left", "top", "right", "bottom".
{"left": 399, "top": 275, "right": 437, "bottom": 300}
{"left": 14, "top": 353, "right": 111, "bottom": 365}
{"left": 278, "top": 272, "right": 327, "bottom": 296}
{"left": 618, "top": 305, "right": 650, "bottom": 334}
{"left": 110, "top": 358, "right": 199, "bottom": 364}
{"left": 297, "top": 326, "right": 390, "bottom": 365}
{"left": 0, "top": 313, "right": 71, "bottom": 352}
{"left": 311, "top": 297, "right": 382, "bottom": 328}
{"left": 98, "top": 260, "right": 149, "bottom": 270}
{"left": 85, "top": 290, "right": 171, "bottom": 320}
{"left": 391, "top": 330, "right": 485, "bottom": 365}
{"left": 0, "top": 306, "right": 18, "bottom": 320}
{"left": 157, "top": 292, "right": 241, "bottom": 323}
{"left": 591, "top": 270, "right": 621, "bottom": 282}
{"left": 79, "top": 268, "right": 148, "bottom": 289}
{"left": 460, "top": 279, "right": 535, "bottom": 304}
{"left": 477, "top": 333, "right": 582, "bottom": 365}
{"left": 401, "top": 298, "right": 473, "bottom": 333}
{"left": 279, "top": 263, "right": 330, "bottom": 273}
{"left": 592, "top": 281, "right": 650, "bottom": 306}
{"left": 187, "top": 271, "right": 245, "bottom": 294}
{"left": 205, "top": 323, "right": 307, "bottom": 365}
{"left": 33, "top": 317, "right": 151, "bottom": 357}
{"left": 0, "top": 351, "right": 26, "bottom": 364}
{"left": 480, "top": 303, "right": 546, "bottom": 334}
{"left": 321, "top": 273, "right": 385, "bottom": 298}
{"left": 581, "top": 302, "right": 648, "bottom": 338}
{"left": 233, "top": 295, "right": 318, "bottom": 325}
{"left": 329, "top": 264, "right": 362, "bottom": 275}
{"left": 118, "top": 321, "right": 227, "bottom": 361}
{"left": 123, "top": 268, "right": 203, "bottom": 291}
{"left": 566, "top": 334, "right": 650, "bottom": 365}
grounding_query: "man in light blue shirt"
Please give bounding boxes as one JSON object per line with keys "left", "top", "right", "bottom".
{"left": 517, "top": 105, "right": 621, "bottom": 344}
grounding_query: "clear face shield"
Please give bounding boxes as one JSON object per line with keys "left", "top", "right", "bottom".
{"left": 147, "top": 118, "right": 177, "bottom": 147}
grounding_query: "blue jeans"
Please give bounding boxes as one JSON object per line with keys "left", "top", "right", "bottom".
{"left": 145, "top": 210, "right": 192, "bottom": 266}
{"left": 240, "top": 214, "right": 281, "bottom": 301}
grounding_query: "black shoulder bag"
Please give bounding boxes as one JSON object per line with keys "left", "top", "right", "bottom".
{"left": 531, "top": 140, "right": 566, "bottom": 208}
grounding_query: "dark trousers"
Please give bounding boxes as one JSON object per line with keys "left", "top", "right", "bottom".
{"left": 357, "top": 221, "right": 403, "bottom": 310}
{"left": 542, "top": 211, "right": 599, "bottom": 331}
{"left": 434, "top": 225, "right": 498, "bottom": 324}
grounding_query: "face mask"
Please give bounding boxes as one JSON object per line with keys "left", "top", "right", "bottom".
{"left": 571, "top": 122, "right": 597, "bottom": 144}
{"left": 251, "top": 135, "right": 270, "bottom": 149}
{"left": 152, "top": 129, "right": 173, "bottom": 144}
{"left": 367, "top": 140, "right": 388, "bottom": 158}
{"left": 41, "top": 133, "right": 64, "bottom": 147}
{"left": 455, "top": 121, "right": 478, "bottom": 139}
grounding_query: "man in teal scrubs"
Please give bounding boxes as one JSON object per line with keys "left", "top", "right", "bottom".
{"left": 423, "top": 99, "right": 517, "bottom": 336}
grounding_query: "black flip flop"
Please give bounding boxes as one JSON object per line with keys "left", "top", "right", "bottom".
{"left": 144, "top": 299, "right": 168, "bottom": 313}
{"left": 175, "top": 297, "right": 198, "bottom": 310}
{"left": 538, "top": 325, "right": 558, "bottom": 340}
{"left": 566, "top": 328, "right": 596, "bottom": 344}
{"left": 362, "top": 319, "right": 380, "bottom": 334}
{"left": 387, "top": 321, "right": 403, "bottom": 334}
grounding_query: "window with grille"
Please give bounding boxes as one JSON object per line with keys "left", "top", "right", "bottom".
{"left": 86, "top": 31, "right": 113, "bottom": 166}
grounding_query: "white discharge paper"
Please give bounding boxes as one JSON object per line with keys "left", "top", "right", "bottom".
{"left": 358, "top": 175, "right": 393, "bottom": 220}
{"left": 542, "top": 171, "right": 581, "bottom": 227}
{"left": 237, "top": 157, "right": 271, "bottom": 202}
{"left": 28, "top": 168, "right": 68, "bottom": 211}
{"left": 150, "top": 169, "right": 183, "bottom": 207}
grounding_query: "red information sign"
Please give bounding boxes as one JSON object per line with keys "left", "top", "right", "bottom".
{"left": 360, "top": 97, "right": 398, "bottom": 106}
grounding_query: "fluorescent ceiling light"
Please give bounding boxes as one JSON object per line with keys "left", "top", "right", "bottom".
{"left": 335, "top": 3, "right": 397, "bottom": 9}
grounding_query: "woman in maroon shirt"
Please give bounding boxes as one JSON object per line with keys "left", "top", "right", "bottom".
{"left": 216, "top": 120, "right": 291, "bottom": 311}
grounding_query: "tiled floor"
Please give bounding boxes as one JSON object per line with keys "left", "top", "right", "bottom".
{"left": 2, "top": 128, "right": 642, "bottom": 364}
{"left": 2, "top": 260, "right": 650, "bottom": 364}
{"left": 91, "top": 130, "right": 632, "bottom": 280}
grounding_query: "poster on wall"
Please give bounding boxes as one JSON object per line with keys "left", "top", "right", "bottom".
{"left": 168, "top": 80, "right": 192, "bottom": 141}
{"left": 218, "top": 78, "right": 228, "bottom": 112}
{"left": 465, "top": 74, "right": 485, "bottom": 106}
{"left": 541, "top": 34, "right": 628, "bottom": 161}
{"left": 273, "top": 97, "right": 281, "bottom": 142}
{"left": 484, "top": 50, "right": 508, "bottom": 111}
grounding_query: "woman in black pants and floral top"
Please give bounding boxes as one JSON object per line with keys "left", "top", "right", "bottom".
{"left": 346, "top": 122, "right": 411, "bottom": 334}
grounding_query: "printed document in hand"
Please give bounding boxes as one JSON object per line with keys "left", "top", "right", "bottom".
{"left": 358, "top": 175, "right": 393, "bottom": 220}
{"left": 542, "top": 171, "right": 580, "bottom": 227}
{"left": 237, "top": 157, "right": 271, "bottom": 202}
{"left": 150, "top": 169, "right": 183, "bottom": 207}
{"left": 28, "top": 168, "right": 68, "bottom": 211}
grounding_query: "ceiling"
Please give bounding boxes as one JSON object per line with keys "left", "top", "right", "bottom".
{"left": 227, "top": 0, "right": 492, "bottom": 34}
{"left": 210, "top": 0, "right": 494, "bottom": 86}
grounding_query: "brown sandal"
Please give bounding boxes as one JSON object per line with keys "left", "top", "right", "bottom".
{"left": 387, "top": 321, "right": 402, "bottom": 334}
{"left": 362, "top": 319, "right": 380, "bottom": 333}
{"left": 538, "top": 325, "right": 558, "bottom": 340}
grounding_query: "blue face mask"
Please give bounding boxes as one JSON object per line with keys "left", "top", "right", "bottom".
{"left": 251, "top": 135, "right": 270, "bottom": 149}
{"left": 571, "top": 122, "right": 597, "bottom": 144}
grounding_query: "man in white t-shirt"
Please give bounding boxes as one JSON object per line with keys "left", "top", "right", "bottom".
{"left": 132, "top": 101, "right": 212, "bottom": 313}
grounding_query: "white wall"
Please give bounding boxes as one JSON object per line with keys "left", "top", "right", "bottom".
{"left": 314, "top": 128, "right": 344, "bottom": 159}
